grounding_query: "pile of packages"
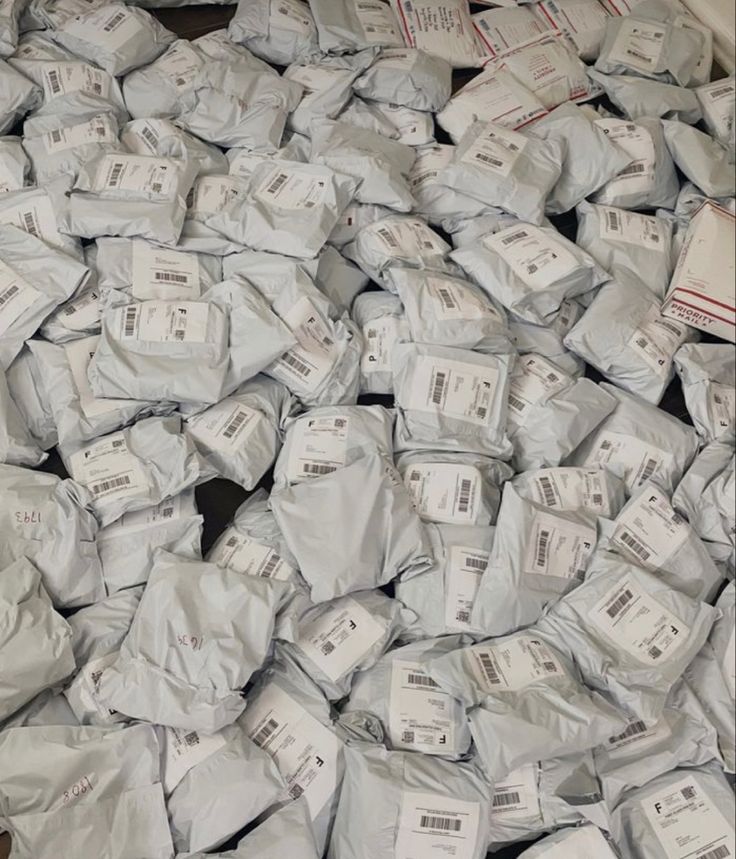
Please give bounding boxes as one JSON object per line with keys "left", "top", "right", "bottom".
{"left": 0, "top": 0, "right": 735, "bottom": 857}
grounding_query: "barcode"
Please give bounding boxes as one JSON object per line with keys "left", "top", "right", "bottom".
{"left": 606, "top": 210, "right": 620, "bottom": 231}
{"left": 475, "top": 152, "right": 503, "bottom": 167}
{"left": 456, "top": 610, "right": 470, "bottom": 623}
{"left": 626, "top": 47, "right": 653, "bottom": 63}
{"left": 431, "top": 372, "right": 447, "bottom": 405}
{"left": 538, "top": 476, "right": 557, "bottom": 506}
{"left": 592, "top": 493, "right": 603, "bottom": 506}
{"left": 91, "top": 474, "right": 131, "bottom": 496}
{"left": 154, "top": 271, "right": 189, "bottom": 284}
{"left": 535, "top": 530, "right": 550, "bottom": 568}
{"left": 465, "top": 556, "right": 487, "bottom": 571}
{"left": 108, "top": 162, "right": 124, "bottom": 187}
{"left": 260, "top": 553, "right": 281, "bottom": 578}
{"left": 223, "top": 411, "right": 246, "bottom": 439}
{"left": 419, "top": 815, "right": 462, "bottom": 832}
{"left": 606, "top": 588, "right": 633, "bottom": 618}
{"left": 183, "top": 731, "right": 199, "bottom": 747}
{"left": 23, "top": 211, "right": 38, "bottom": 236}
{"left": 48, "top": 69, "right": 62, "bottom": 95}
{"left": 700, "top": 846, "right": 730, "bottom": 859}
{"left": 601, "top": 440, "right": 612, "bottom": 450}
{"left": 321, "top": 641, "right": 335, "bottom": 655}
{"left": 51, "top": 129, "right": 63, "bottom": 144}
{"left": 141, "top": 126, "right": 159, "bottom": 148}
{"left": 402, "top": 730, "right": 415, "bottom": 743}
{"left": 252, "top": 718, "right": 279, "bottom": 748}
{"left": 502, "top": 230, "right": 527, "bottom": 245}
{"left": 407, "top": 673, "right": 439, "bottom": 688}
{"left": 493, "top": 791, "right": 521, "bottom": 808}
{"left": 123, "top": 306, "right": 138, "bottom": 337}
{"left": 0, "top": 285, "right": 19, "bottom": 307}
{"left": 617, "top": 530, "right": 651, "bottom": 561}
{"left": 543, "top": 661, "right": 557, "bottom": 673}
{"left": 302, "top": 462, "right": 337, "bottom": 475}
{"left": 225, "top": 536, "right": 239, "bottom": 548}
{"left": 478, "top": 652, "right": 501, "bottom": 685}
{"left": 103, "top": 10, "right": 126, "bottom": 31}
{"left": 265, "top": 172, "right": 289, "bottom": 195}
{"left": 608, "top": 720, "right": 647, "bottom": 744}
{"left": 281, "top": 351, "right": 311, "bottom": 377}
{"left": 437, "top": 287, "right": 456, "bottom": 309}
{"left": 457, "top": 479, "right": 473, "bottom": 514}
{"left": 289, "top": 784, "right": 303, "bottom": 799}
{"left": 656, "top": 318, "right": 685, "bottom": 337}
{"left": 708, "top": 85, "right": 733, "bottom": 98}
{"left": 621, "top": 162, "right": 646, "bottom": 175}
{"left": 508, "top": 393, "right": 526, "bottom": 411}
{"left": 648, "top": 645, "right": 662, "bottom": 659}
{"left": 377, "top": 227, "right": 398, "bottom": 248}
{"left": 639, "top": 457, "right": 658, "bottom": 483}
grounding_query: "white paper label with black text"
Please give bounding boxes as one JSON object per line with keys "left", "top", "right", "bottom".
{"left": 286, "top": 415, "right": 349, "bottom": 481}
{"left": 484, "top": 225, "right": 579, "bottom": 289}
{"left": 209, "top": 530, "right": 294, "bottom": 580}
{"left": 405, "top": 463, "right": 482, "bottom": 524}
{"left": 523, "top": 510, "right": 595, "bottom": 580}
{"left": 389, "top": 660, "right": 457, "bottom": 754}
{"left": 131, "top": 241, "right": 201, "bottom": 300}
{"left": 405, "top": 356, "right": 498, "bottom": 426}
{"left": 469, "top": 635, "right": 565, "bottom": 692}
{"left": 612, "top": 487, "right": 689, "bottom": 571}
{"left": 445, "top": 545, "right": 489, "bottom": 630}
{"left": 394, "top": 791, "right": 481, "bottom": 859}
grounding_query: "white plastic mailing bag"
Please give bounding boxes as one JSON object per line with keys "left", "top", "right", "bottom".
{"left": 439, "top": 120, "right": 563, "bottom": 225}
{"left": 273, "top": 404, "right": 394, "bottom": 488}
{"left": 564, "top": 274, "right": 695, "bottom": 405}
{"left": 0, "top": 58, "right": 41, "bottom": 134}
{"left": 696, "top": 76, "right": 735, "bottom": 149}
{"left": 515, "top": 825, "right": 618, "bottom": 859}
{"left": 0, "top": 464, "right": 104, "bottom": 608}
{"left": 227, "top": 0, "right": 320, "bottom": 66}
{"left": 342, "top": 635, "right": 473, "bottom": 759}
{"left": 352, "top": 291, "right": 410, "bottom": 395}
{"left": 165, "top": 723, "right": 286, "bottom": 855}
{"left": 675, "top": 343, "right": 735, "bottom": 443}
{"left": 471, "top": 483, "right": 597, "bottom": 636}
{"left": 97, "top": 490, "right": 203, "bottom": 593}
{"left": 568, "top": 382, "right": 699, "bottom": 495}
{"left": 353, "top": 47, "right": 452, "bottom": 111}
{"left": 0, "top": 0, "right": 21, "bottom": 58}
{"left": 536, "top": 553, "right": 717, "bottom": 725}
{"left": 271, "top": 452, "right": 433, "bottom": 602}
{"left": 62, "top": 415, "right": 216, "bottom": 527}
{"left": 99, "top": 551, "right": 289, "bottom": 732}
{"left": 587, "top": 69, "right": 702, "bottom": 124}
{"left": 0, "top": 136, "right": 30, "bottom": 193}
{"left": 0, "top": 224, "right": 89, "bottom": 370}
{"left": 184, "top": 375, "right": 292, "bottom": 490}
{"left": 610, "top": 763, "right": 735, "bottom": 859}
{"left": 62, "top": 586, "right": 142, "bottom": 725}
{"left": 426, "top": 634, "right": 625, "bottom": 781}
{"left": 451, "top": 221, "right": 608, "bottom": 325}
{"left": 397, "top": 450, "right": 512, "bottom": 526}
{"left": 661, "top": 119, "right": 736, "bottom": 198}
{"left": 283, "top": 589, "right": 415, "bottom": 701}
{"left": 311, "top": 0, "right": 404, "bottom": 54}
{"left": 534, "top": 0, "right": 609, "bottom": 62}
{"left": 507, "top": 299, "right": 586, "bottom": 379}
{"left": 0, "top": 182, "right": 81, "bottom": 262}
{"left": 506, "top": 354, "right": 617, "bottom": 471}
{"left": 0, "top": 367, "right": 46, "bottom": 466}
{"left": 394, "top": 524, "right": 495, "bottom": 639}
{"left": 0, "top": 557, "right": 75, "bottom": 723}
{"left": 575, "top": 201, "right": 674, "bottom": 298}
{"left": 328, "top": 742, "right": 493, "bottom": 859}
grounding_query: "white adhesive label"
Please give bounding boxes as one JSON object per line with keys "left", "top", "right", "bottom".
{"left": 254, "top": 166, "right": 328, "bottom": 210}
{"left": 271, "top": 0, "right": 313, "bottom": 34}
{"left": 371, "top": 218, "right": 446, "bottom": 258}
{"left": 603, "top": 716, "right": 673, "bottom": 758}
{"left": 708, "top": 383, "right": 735, "bottom": 436}
{"left": 474, "top": 8, "right": 547, "bottom": 58}
{"left": 56, "top": 287, "right": 100, "bottom": 332}
{"left": 65, "top": 335, "right": 129, "bottom": 419}
{"left": 698, "top": 79, "right": 736, "bottom": 141}
{"left": 528, "top": 825, "right": 617, "bottom": 857}
{"left": 94, "top": 154, "right": 178, "bottom": 196}
{"left": 627, "top": 307, "right": 689, "bottom": 377}
{"left": 68, "top": 433, "right": 147, "bottom": 501}
{"left": 608, "top": 18, "right": 666, "bottom": 73}
{"left": 595, "top": 119, "right": 655, "bottom": 195}
{"left": 41, "top": 63, "right": 110, "bottom": 101}
{"left": 210, "top": 529, "right": 294, "bottom": 580}
{"left": 131, "top": 241, "right": 201, "bottom": 300}
{"left": 461, "top": 124, "right": 528, "bottom": 178}
{"left": 405, "top": 463, "right": 482, "bottom": 525}
{"left": 271, "top": 297, "right": 337, "bottom": 393}
{"left": 590, "top": 575, "right": 690, "bottom": 665}
{"left": 155, "top": 41, "right": 203, "bottom": 91}
{"left": 426, "top": 276, "right": 495, "bottom": 321}
{"left": 101, "top": 494, "right": 185, "bottom": 537}
{"left": 491, "top": 763, "right": 541, "bottom": 821}
{"left": 355, "top": 0, "right": 403, "bottom": 44}
{"left": 297, "top": 598, "right": 386, "bottom": 682}
{"left": 286, "top": 415, "right": 349, "bottom": 481}
{"left": 73, "top": 651, "right": 121, "bottom": 724}
{"left": 118, "top": 300, "right": 209, "bottom": 343}
{"left": 523, "top": 510, "right": 595, "bottom": 580}
{"left": 65, "top": 6, "right": 144, "bottom": 51}
{"left": 389, "top": 660, "right": 457, "bottom": 754}
{"left": 163, "top": 726, "right": 228, "bottom": 794}
{"left": 470, "top": 636, "right": 564, "bottom": 692}
{"left": 42, "top": 115, "right": 117, "bottom": 155}
{"left": 394, "top": 791, "right": 480, "bottom": 859}
{"left": 405, "top": 355, "right": 498, "bottom": 426}
{"left": 584, "top": 430, "right": 673, "bottom": 493}
{"left": 531, "top": 467, "right": 609, "bottom": 515}
{"left": 0, "top": 261, "right": 41, "bottom": 336}
{"left": 240, "top": 684, "right": 340, "bottom": 818}
{"left": 362, "top": 316, "right": 402, "bottom": 374}
{"left": 598, "top": 206, "right": 667, "bottom": 250}
{"left": 445, "top": 545, "right": 489, "bottom": 630}
{"left": 188, "top": 175, "right": 246, "bottom": 217}
{"left": 0, "top": 197, "right": 64, "bottom": 249}
{"left": 641, "top": 776, "right": 735, "bottom": 859}
{"left": 186, "top": 399, "right": 262, "bottom": 452}
{"left": 507, "top": 354, "right": 571, "bottom": 424}
{"left": 613, "top": 487, "right": 689, "bottom": 571}
{"left": 484, "top": 224, "right": 579, "bottom": 289}
{"left": 408, "top": 144, "right": 451, "bottom": 190}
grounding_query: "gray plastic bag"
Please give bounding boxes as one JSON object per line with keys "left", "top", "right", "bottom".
{"left": 0, "top": 135, "right": 28, "bottom": 193}
{"left": 696, "top": 76, "right": 735, "bottom": 149}
{"left": 0, "top": 368, "right": 46, "bottom": 466}
{"left": 515, "top": 825, "right": 618, "bottom": 858}
{"left": 675, "top": 343, "right": 735, "bottom": 444}
{"left": 311, "top": 0, "right": 404, "bottom": 54}
{"left": 0, "top": 58, "right": 41, "bottom": 134}
{"left": 0, "top": 464, "right": 103, "bottom": 608}
{"left": 328, "top": 742, "right": 493, "bottom": 859}
{"left": 99, "top": 550, "right": 289, "bottom": 732}
{"left": 0, "top": 557, "right": 75, "bottom": 723}
{"left": 393, "top": 342, "right": 513, "bottom": 458}
{"left": 0, "top": 182, "right": 83, "bottom": 261}
{"left": 227, "top": 0, "right": 319, "bottom": 66}
{"left": 662, "top": 118, "right": 736, "bottom": 198}
{"left": 587, "top": 69, "right": 702, "bottom": 124}
{"left": 352, "top": 292, "right": 409, "bottom": 395}
{"left": 271, "top": 452, "right": 433, "bottom": 602}
{"left": 353, "top": 47, "right": 452, "bottom": 111}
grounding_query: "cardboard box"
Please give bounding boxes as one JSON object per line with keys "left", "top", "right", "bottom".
{"left": 662, "top": 201, "right": 736, "bottom": 343}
